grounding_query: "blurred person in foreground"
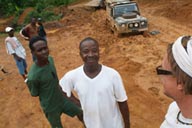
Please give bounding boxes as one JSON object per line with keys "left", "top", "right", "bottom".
{"left": 60, "top": 37, "right": 130, "bottom": 128}
{"left": 5, "top": 27, "right": 27, "bottom": 80}
{"left": 156, "top": 36, "right": 192, "bottom": 128}
{"left": 26, "top": 36, "right": 84, "bottom": 128}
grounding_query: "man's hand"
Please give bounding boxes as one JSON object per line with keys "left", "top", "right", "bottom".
{"left": 13, "top": 54, "right": 22, "bottom": 61}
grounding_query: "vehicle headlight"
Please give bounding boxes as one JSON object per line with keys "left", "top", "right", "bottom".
{"left": 141, "top": 21, "right": 146, "bottom": 26}
{"left": 121, "top": 24, "right": 126, "bottom": 27}
{"left": 129, "top": 23, "right": 133, "bottom": 28}
{"left": 134, "top": 23, "right": 139, "bottom": 27}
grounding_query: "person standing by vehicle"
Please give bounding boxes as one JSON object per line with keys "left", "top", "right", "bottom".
{"left": 20, "top": 17, "right": 38, "bottom": 40}
{"left": 37, "top": 18, "right": 47, "bottom": 41}
{"left": 156, "top": 36, "right": 192, "bottom": 128}
{"left": 5, "top": 27, "right": 27, "bottom": 80}
{"left": 26, "top": 36, "right": 84, "bottom": 128}
{"left": 20, "top": 17, "right": 39, "bottom": 61}
{"left": 60, "top": 37, "right": 130, "bottom": 128}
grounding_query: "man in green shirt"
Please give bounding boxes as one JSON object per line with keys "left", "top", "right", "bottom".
{"left": 26, "top": 36, "right": 84, "bottom": 128}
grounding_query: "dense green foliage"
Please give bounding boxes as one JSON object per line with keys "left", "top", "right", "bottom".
{"left": 1, "top": 0, "right": 75, "bottom": 28}
{"left": 0, "top": 0, "right": 74, "bottom": 16}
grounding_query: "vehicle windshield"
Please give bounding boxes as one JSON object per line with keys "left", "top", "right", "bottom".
{"left": 113, "top": 3, "right": 139, "bottom": 17}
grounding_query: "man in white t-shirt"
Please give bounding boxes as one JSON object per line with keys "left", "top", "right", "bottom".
{"left": 60, "top": 37, "right": 130, "bottom": 128}
{"left": 156, "top": 36, "right": 192, "bottom": 128}
{"left": 5, "top": 27, "right": 28, "bottom": 80}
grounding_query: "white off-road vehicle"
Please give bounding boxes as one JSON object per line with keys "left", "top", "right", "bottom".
{"left": 105, "top": 0, "right": 148, "bottom": 36}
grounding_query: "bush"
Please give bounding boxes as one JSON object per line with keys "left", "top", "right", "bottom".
{"left": 35, "top": 3, "right": 46, "bottom": 13}
{"left": 23, "top": 9, "right": 63, "bottom": 24}
{"left": 0, "top": 0, "right": 77, "bottom": 30}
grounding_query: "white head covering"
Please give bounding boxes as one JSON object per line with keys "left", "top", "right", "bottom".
{"left": 5, "top": 27, "right": 13, "bottom": 33}
{"left": 172, "top": 36, "right": 192, "bottom": 77}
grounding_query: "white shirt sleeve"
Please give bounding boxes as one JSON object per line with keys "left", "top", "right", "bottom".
{"left": 113, "top": 70, "right": 128, "bottom": 102}
{"left": 59, "top": 72, "right": 74, "bottom": 97}
{"left": 6, "top": 42, "right": 15, "bottom": 55}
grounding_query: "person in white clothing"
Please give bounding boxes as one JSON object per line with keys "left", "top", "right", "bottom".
{"left": 5, "top": 27, "right": 28, "bottom": 80}
{"left": 156, "top": 36, "right": 192, "bottom": 128}
{"left": 60, "top": 37, "right": 130, "bottom": 128}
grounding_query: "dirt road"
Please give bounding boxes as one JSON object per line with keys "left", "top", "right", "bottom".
{"left": 0, "top": 0, "right": 192, "bottom": 127}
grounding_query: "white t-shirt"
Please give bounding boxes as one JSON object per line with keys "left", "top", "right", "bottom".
{"left": 5, "top": 37, "right": 26, "bottom": 59}
{"left": 160, "top": 101, "right": 192, "bottom": 128}
{"left": 60, "top": 65, "right": 128, "bottom": 128}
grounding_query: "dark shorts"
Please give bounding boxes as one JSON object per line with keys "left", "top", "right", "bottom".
{"left": 44, "top": 98, "right": 82, "bottom": 128}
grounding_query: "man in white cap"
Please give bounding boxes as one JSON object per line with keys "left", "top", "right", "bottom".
{"left": 5, "top": 27, "right": 28, "bottom": 80}
{"left": 156, "top": 36, "right": 192, "bottom": 127}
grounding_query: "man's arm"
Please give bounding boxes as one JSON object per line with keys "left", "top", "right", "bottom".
{"left": 12, "top": 53, "right": 22, "bottom": 61}
{"left": 58, "top": 85, "right": 84, "bottom": 124}
{"left": 118, "top": 101, "right": 130, "bottom": 128}
{"left": 58, "top": 86, "right": 81, "bottom": 107}
{"left": 20, "top": 28, "right": 29, "bottom": 40}
{"left": 64, "top": 91, "right": 81, "bottom": 107}
{"left": 26, "top": 80, "right": 39, "bottom": 97}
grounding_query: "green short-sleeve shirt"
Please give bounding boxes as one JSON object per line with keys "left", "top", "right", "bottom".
{"left": 27, "top": 56, "right": 65, "bottom": 112}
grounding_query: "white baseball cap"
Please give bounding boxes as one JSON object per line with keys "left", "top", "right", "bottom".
{"left": 37, "top": 18, "right": 42, "bottom": 21}
{"left": 5, "top": 27, "right": 14, "bottom": 33}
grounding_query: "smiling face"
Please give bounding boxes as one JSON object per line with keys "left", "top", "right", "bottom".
{"left": 32, "top": 40, "right": 49, "bottom": 64}
{"left": 79, "top": 39, "right": 99, "bottom": 67}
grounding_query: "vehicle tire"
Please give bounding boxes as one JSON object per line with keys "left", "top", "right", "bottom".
{"left": 106, "top": 19, "right": 113, "bottom": 33}
{"left": 114, "top": 30, "right": 121, "bottom": 37}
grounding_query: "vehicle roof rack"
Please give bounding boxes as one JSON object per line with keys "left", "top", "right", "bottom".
{"left": 105, "top": 0, "right": 131, "bottom": 4}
